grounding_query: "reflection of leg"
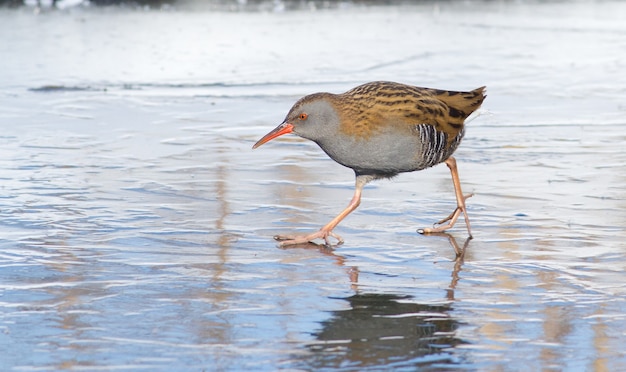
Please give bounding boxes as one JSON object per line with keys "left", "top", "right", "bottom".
{"left": 348, "top": 267, "right": 359, "bottom": 290}
{"left": 450, "top": 235, "right": 471, "bottom": 297}
{"left": 418, "top": 157, "right": 473, "bottom": 237}
{"left": 422, "top": 232, "right": 472, "bottom": 301}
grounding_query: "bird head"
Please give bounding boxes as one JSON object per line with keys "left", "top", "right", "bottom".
{"left": 252, "top": 93, "right": 339, "bottom": 149}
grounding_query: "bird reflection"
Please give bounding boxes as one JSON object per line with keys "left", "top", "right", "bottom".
{"left": 298, "top": 293, "right": 465, "bottom": 370}
{"left": 425, "top": 232, "right": 471, "bottom": 300}
{"left": 280, "top": 232, "right": 469, "bottom": 291}
{"left": 283, "top": 233, "right": 470, "bottom": 369}
{"left": 279, "top": 241, "right": 359, "bottom": 285}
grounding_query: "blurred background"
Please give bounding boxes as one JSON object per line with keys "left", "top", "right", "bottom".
{"left": 1, "top": 0, "right": 625, "bottom": 370}
{"left": 4, "top": 0, "right": 433, "bottom": 10}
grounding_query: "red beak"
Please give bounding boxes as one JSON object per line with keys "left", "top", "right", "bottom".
{"left": 252, "top": 122, "right": 294, "bottom": 149}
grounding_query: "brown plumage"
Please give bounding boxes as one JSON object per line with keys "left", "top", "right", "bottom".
{"left": 335, "top": 82, "right": 484, "bottom": 143}
{"left": 253, "top": 81, "right": 486, "bottom": 247}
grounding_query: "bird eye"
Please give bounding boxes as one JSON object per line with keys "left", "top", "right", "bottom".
{"left": 298, "top": 113, "right": 308, "bottom": 120}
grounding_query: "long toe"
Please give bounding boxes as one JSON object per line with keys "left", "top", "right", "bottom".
{"left": 274, "top": 233, "right": 317, "bottom": 247}
{"left": 435, "top": 209, "right": 457, "bottom": 225}
{"left": 274, "top": 234, "right": 298, "bottom": 242}
{"left": 273, "top": 229, "right": 343, "bottom": 248}
{"left": 327, "top": 231, "right": 344, "bottom": 246}
{"left": 419, "top": 193, "right": 474, "bottom": 235}
{"left": 418, "top": 208, "right": 463, "bottom": 235}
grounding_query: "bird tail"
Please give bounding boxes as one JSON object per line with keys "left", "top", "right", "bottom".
{"left": 437, "top": 86, "right": 486, "bottom": 123}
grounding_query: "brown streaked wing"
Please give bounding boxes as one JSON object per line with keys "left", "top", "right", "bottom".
{"left": 334, "top": 82, "right": 485, "bottom": 147}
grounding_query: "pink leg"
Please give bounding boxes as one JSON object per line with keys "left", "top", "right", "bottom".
{"left": 418, "top": 157, "right": 473, "bottom": 237}
{"left": 275, "top": 176, "right": 370, "bottom": 247}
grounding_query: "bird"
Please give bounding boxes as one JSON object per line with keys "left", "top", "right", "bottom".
{"left": 253, "top": 81, "right": 486, "bottom": 247}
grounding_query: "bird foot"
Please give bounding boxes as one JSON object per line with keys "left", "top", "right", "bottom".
{"left": 434, "top": 194, "right": 472, "bottom": 225}
{"left": 274, "top": 229, "right": 344, "bottom": 248}
{"left": 417, "top": 193, "right": 473, "bottom": 236}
